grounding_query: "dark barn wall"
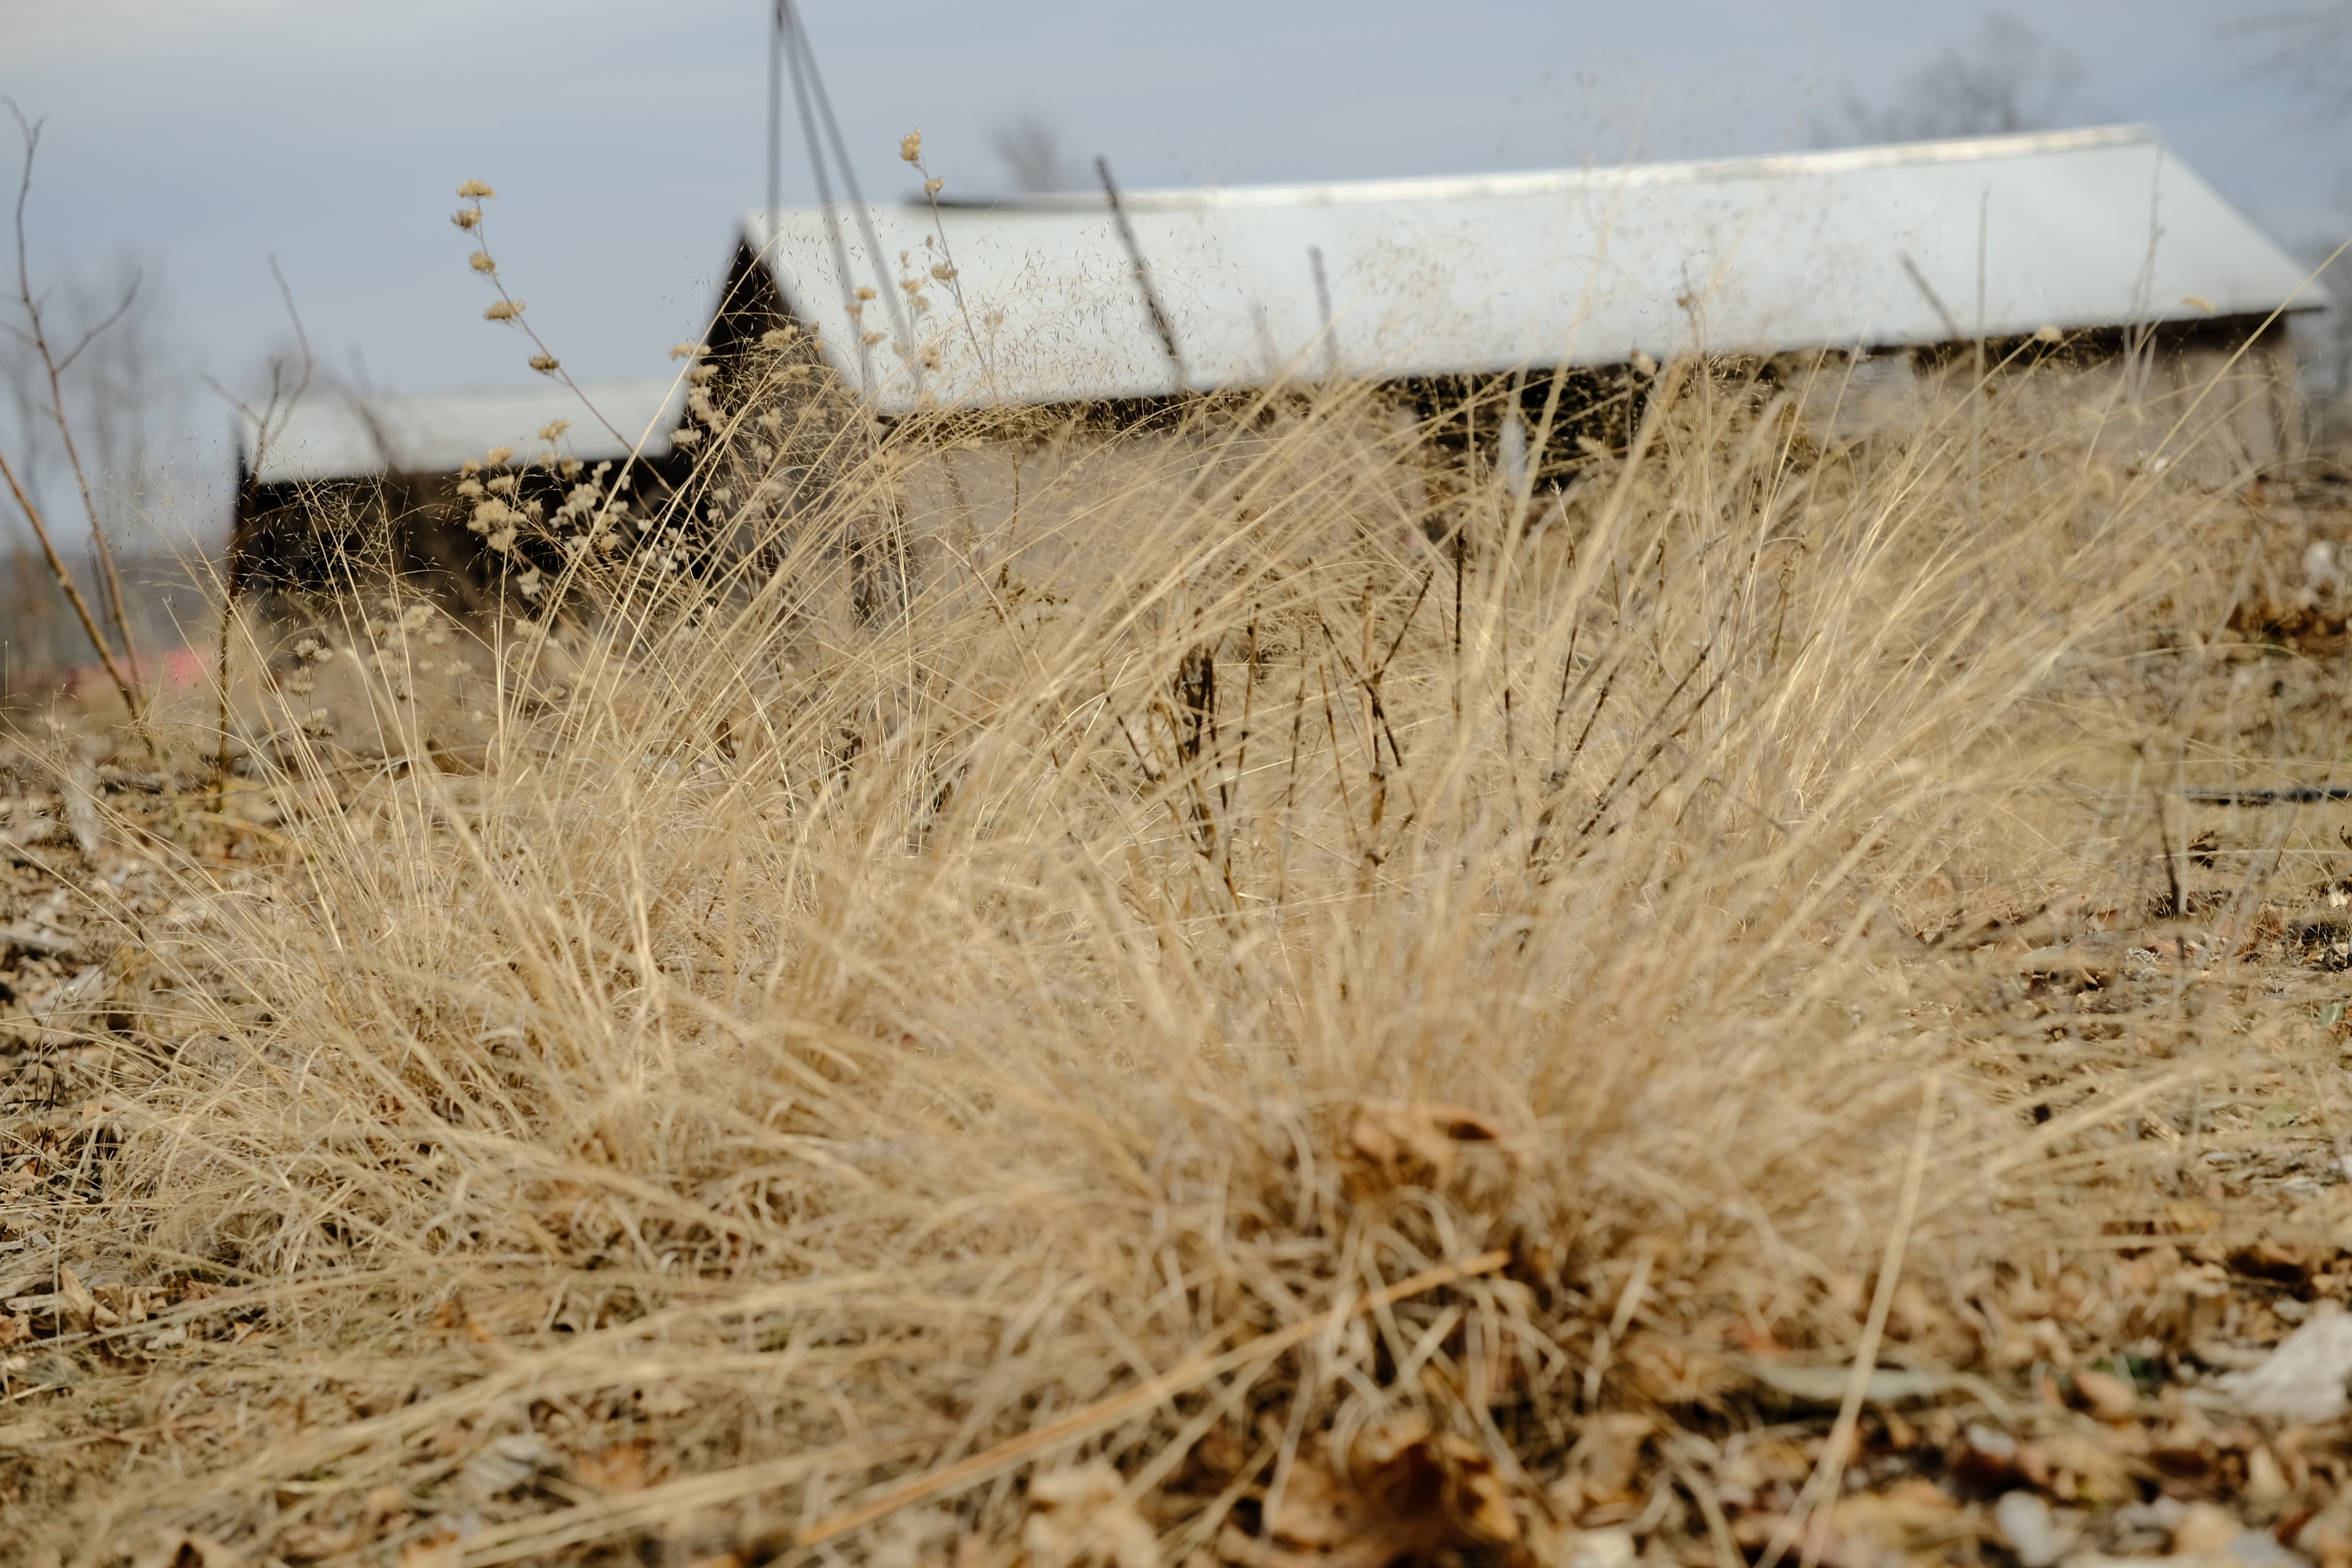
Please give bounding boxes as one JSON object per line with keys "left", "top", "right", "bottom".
{"left": 227, "top": 447, "right": 696, "bottom": 620}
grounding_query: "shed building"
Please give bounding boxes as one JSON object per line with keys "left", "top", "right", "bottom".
{"left": 230, "top": 377, "right": 690, "bottom": 611}
{"left": 707, "top": 124, "right": 2324, "bottom": 471}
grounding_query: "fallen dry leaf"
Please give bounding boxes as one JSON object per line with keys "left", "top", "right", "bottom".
{"left": 1991, "top": 1488, "right": 2075, "bottom": 1568}
{"left": 2037, "top": 1426, "right": 2139, "bottom": 1504}
{"left": 1549, "top": 1412, "right": 1654, "bottom": 1520}
{"left": 458, "top": 1430, "right": 559, "bottom": 1499}
{"left": 2074, "top": 1368, "right": 2140, "bottom": 1419}
{"left": 396, "top": 1529, "right": 463, "bottom": 1568}
{"left": 574, "top": 1439, "right": 657, "bottom": 1494}
{"left": 871, "top": 1506, "right": 958, "bottom": 1568}
{"left": 1616, "top": 1332, "right": 1735, "bottom": 1407}
{"left": 273, "top": 1523, "right": 359, "bottom": 1561}
{"left": 133, "top": 1532, "right": 245, "bottom": 1568}
{"left": 1438, "top": 1431, "right": 1521, "bottom": 1544}
{"left": 1527, "top": 1524, "right": 1636, "bottom": 1568}
{"left": 1836, "top": 1476, "right": 1967, "bottom": 1555}
{"left": 2216, "top": 1308, "right": 2352, "bottom": 1423}
{"left": 2172, "top": 1502, "right": 2245, "bottom": 1556}
{"left": 1026, "top": 1460, "right": 1158, "bottom": 1568}
{"left": 1348, "top": 1100, "right": 1506, "bottom": 1181}
{"left": 1214, "top": 1419, "right": 1529, "bottom": 1568}
{"left": 55, "top": 1263, "right": 96, "bottom": 1333}
{"left": 1267, "top": 1452, "right": 1359, "bottom": 1550}
{"left": 0, "top": 1417, "right": 50, "bottom": 1447}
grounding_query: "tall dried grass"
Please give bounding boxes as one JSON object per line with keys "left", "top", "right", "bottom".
{"left": 5, "top": 339, "right": 2313, "bottom": 1565}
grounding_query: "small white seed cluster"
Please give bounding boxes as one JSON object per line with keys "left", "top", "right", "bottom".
{"left": 672, "top": 343, "right": 719, "bottom": 450}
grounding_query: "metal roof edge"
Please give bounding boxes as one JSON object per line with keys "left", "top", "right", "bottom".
{"left": 899, "top": 125, "right": 2158, "bottom": 214}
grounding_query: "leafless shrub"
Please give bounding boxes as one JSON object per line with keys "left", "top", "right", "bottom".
{"left": 1834, "top": 11, "right": 2086, "bottom": 144}
{"left": 990, "top": 110, "right": 1087, "bottom": 194}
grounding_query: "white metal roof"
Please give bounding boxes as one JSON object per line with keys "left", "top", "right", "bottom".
{"left": 239, "top": 377, "right": 687, "bottom": 486}
{"left": 738, "top": 126, "right": 2324, "bottom": 415}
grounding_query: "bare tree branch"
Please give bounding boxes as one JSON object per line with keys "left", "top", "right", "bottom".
{"left": 0, "top": 429, "right": 138, "bottom": 728}
{"left": 51, "top": 267, "right": 140, "bottom": 376}
{"left": 7, "top": 99, "right": 142, "bottom": 704}
{"left": 1, "top": 99, "right": 157, "bottom": 756}
{"left": 2238, "top": 6, "right": 2352, "bottom": 121}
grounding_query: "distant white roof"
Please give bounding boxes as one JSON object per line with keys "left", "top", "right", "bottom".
{"left": 739, "top": 125, "right": 2323, "bottom": 415}
{"left": 239, "top": 377, "right": 687, "bottom": 486}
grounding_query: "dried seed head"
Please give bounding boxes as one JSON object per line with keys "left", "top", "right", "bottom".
{"left": 862, "top": 330, "right": 886, "bottom": 346}
{"left": 456, "top": 179, "right": 496, "bottom": 198}
{"left": 469, "top": 252, "right": 496, "bottom": 273}
{"left": 930, "top": 263, "right": 957, "bottom": 282}
{"left": 488, "top": 526, "right": 518, "bottom": 553}
{"left": 451, "top": 208, "right": 483, "bottom": 230}
{"left": 537, "top": 419, "right": 570, "bottom": 442}
{"left": 854, "top": 285, "right": 877, "bottom": 301}
{"left": 484, "top": 445, "right": 514, "bottom": 467}
{"left": 461, "top": 459, "right": 481, "bottom": 477}
{"left": 899, "top": 129, "right": 922, "bottom": 164}
{"left": 455, "top": 478, "right": 484, "bottom": 499}
{"left": 924, "top": 176, "right": 944, "bottom": 195}
{"left": 528, "top": 353, "right": 560, "bottom": 372}
{"left": 484, "top": 300, "right": 524, "bottom": 320}
{"left": 669, "top": 342, "right": 706, "bottom": 361}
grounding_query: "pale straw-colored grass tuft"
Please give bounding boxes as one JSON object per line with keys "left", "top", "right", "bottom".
{"left": 5, "top": 341, "right": 2311, "bottom": 1564}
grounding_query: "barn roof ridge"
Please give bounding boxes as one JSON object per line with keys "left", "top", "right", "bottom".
{"left": 922, "top": 124, "right": 2162, "bottom": 213}
{"left": 236, "top": 376, "right": 689, "bottom": 489}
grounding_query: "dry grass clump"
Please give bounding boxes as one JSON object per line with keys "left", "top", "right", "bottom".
{"left": 0, "top": 347, "right": 2326, "bottom": 1566}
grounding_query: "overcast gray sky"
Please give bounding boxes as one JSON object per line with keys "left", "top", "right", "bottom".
{"left": 2, "top": 0, "right": 2346, "bottom": 539}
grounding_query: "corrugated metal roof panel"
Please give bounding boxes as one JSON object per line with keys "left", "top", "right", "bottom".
{"left": 239, "top": 377, "right": 687, "bottom": 486}
{"left": 741, "top": 126, "right": 2324, "bottom": 415}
